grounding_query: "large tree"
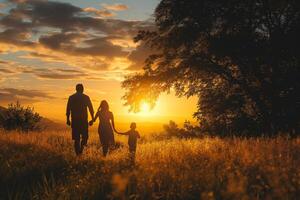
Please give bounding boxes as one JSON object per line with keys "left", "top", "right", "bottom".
{"left": 122, "top": 0, "right": 300, "bottom": 135}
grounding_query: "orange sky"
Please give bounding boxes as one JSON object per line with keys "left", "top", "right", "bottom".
{"left": 32, "top": 83, "right": 198, "bottom": 124}
{"left": 0, "top": 0, "right": 198, "bottom": 127}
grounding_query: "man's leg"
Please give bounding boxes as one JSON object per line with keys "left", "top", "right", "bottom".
{"left": 80, "top": 134, "right": 88, "bottom": 154}
{"left": 74, "top": 139, "right": 81, "bottom": 155}
{"left": 72, "top": 128, "right": 81, "bottom": 156}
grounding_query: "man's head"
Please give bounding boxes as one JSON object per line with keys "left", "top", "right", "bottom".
{"left": 76, "top": 84, "right": 84, "bottom": 93}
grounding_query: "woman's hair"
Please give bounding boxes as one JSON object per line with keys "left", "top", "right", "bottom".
{"left": 98, "top": 100, "right": 109, "bottom": 112}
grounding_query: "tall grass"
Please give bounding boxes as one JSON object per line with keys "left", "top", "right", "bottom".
{"left": 0, "top": 130, "right": 299, "bottom": 199}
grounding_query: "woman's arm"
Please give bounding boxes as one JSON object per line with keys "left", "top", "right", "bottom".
{"left": 90, "top": 111, "right": 99, "bottom": 125}
{"left": 110, "top": 112, "right": 117, "bottom": 132}
{"left": 94, "top": 112, "right": 99, "bottom": 121}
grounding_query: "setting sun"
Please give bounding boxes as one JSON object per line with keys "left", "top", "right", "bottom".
{"left": 135, "top": 101, "right": 155, "bottom": 117}
{"left": 140, "top": 102, "right": 151, "bottom": 113}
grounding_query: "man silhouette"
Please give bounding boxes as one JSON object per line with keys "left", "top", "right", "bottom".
{"left": 66, "top": 84, "right": 94, "bottom": 155}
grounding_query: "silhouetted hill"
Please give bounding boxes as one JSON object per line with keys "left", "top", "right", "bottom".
{"left": 0, "top": 106, "right": 5, "bottom": 112}
{"left": 38, "top": 117, "right": 66, "bottom": 131}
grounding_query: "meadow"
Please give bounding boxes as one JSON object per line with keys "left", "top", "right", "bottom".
{"left": 0, "top": 130, "right": 299, "bottom": 200}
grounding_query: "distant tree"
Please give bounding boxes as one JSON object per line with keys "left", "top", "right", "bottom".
{"left": 0, "top": 102, "right": 42, "bottom": 132}
{"left": 123, "top": 0, "right": 300, "bottom": 136}
{"left": 163, "top": 121, "right": 203, "bottom": 138}
{"left": 163, "top": 120, "right": 182, "bottom": 138}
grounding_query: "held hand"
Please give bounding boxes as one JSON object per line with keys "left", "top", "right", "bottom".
{"left": 66, "top": 119, "right": 71, "bottom": 126}
{"left": 89, "top": 120, "right": 94, "bottom": 126}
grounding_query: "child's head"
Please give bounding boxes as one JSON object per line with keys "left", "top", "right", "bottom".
{"left": 130, "top": 122, "right": 137, "bottom": 130}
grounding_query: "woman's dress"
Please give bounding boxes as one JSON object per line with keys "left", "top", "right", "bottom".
{"left": 98, "top": 111, "right": 115, "bottom": 146}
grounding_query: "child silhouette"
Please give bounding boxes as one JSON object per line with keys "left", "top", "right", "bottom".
{"left": 116, "top": 122, "right": 140, "bottom": 162}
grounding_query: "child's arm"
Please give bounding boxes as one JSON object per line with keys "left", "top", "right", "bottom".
{"left": 116, "top": 131, "right": 130, "bottom": 135}
{"left": 137, "top": 131, "right": 141, "bottom": 138}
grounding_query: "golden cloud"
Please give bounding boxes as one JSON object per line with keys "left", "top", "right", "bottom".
{"left": 102, "top": 3, "right": 129, "bottom": 11}
{"left": 83, "top": 7, "right": 115, "bottom": 17}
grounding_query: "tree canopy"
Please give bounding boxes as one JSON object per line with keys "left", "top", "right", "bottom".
{"left": 122, "top": 0, "right": 300, "bottom": 135}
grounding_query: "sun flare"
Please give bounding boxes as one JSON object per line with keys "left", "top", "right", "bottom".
{"left": 141, "top": 102, "right": 151, "bottom": 113}
{"left": 131, "top": 101, "right": 156, "bottom": 117}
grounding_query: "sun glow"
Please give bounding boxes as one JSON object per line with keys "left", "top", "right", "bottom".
{"left": 131, "top": 101, "right": 156, "bottom": 117}
{"left": 141, "top": 102, "right": 151, "bottom": 113}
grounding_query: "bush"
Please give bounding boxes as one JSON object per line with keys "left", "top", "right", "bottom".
{"left": 163, "top": 120, "right": 204, "bottom": 138}
{"left": 0, "top": 102, "right": 41, "bottom": 132}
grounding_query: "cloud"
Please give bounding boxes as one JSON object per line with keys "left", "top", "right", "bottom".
{"left": 0, "top": 92, "right": 35, "bottom": 104}
{"left": 34, "top": 69, "right": 90, "bottom": 80}
{"left": 102, "top": 3, "right": 129, "bottom": 11}
{"left": 35, "top": 73, "right": 87, "bottom": 80}
{"left": 0, "top": 0, "right": 149, "bottom": 55}
{"left": 24, "top": 52, "right": 63, "bottom": 63}
{"left": 0, "top": 29, "right": 35, "bottom": 47}
{"left": 19, "top": 66, "right": 91, "bottom": 80}
{"left": 0, "top": 60, "right": 10, "bottom": 64}
{"left": 83, "top": 7, "right": 114, "bottom": 17}
{"left": 2, "top": 1, "right": 142, "bottom": 34}
{"left": 0, "top": 88, "right": 52, "bottom": 98}
{"left": 15, "top": 66, "right": 106, "bottom": 80}
{"left": 39, "top": 32, "right": 82, "bottom": 49}
{"left": 0, "top": 60, "right": 22, "bottom": 75}
{"left": 56, "top": 68, "right": 84, "bottom": 73}
{"left": 74, "top": 37, "right": 128, "bottom": 57}
{"left": 38, "top": 33, "right": 127, "bottom": 58}
{"left": 0, "top": 0, "right": 154, "bottom": 82}
{"left": 0, "top": 3, "right": 7, "bottom": 9}
{"left": 0, "top": 68, "right": 15, "bottom": 74}
{"left": 127, "top": 43, "right": 155, "bottom": 70}
{"left": 0, "top": 87, "right": 53, "bottom": 104}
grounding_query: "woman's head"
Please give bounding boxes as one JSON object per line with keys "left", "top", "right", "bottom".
{"left": 99, "top": 100, "right": 109, "bottom": 111}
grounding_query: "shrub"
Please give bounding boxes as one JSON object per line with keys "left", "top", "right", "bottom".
{"left": 163, "top": 120, "right": 204, "bottom": 138}
{"left": 0, "top": 102, "right": 41, "bottom": 132}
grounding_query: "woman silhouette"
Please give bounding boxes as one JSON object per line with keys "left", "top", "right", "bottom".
{"left": 91, "top": 100, "right": 116, "bottom": 156}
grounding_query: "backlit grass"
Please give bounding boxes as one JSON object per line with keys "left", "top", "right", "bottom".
{"left": 0, "top": 130, "right": 299, "bottom": 199}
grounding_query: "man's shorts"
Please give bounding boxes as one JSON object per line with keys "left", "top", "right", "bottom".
{"left": 71, "top": 121, "right": 88, "bottom": 141}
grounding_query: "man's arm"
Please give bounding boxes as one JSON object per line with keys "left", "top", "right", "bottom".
{"left": 137, "top": 131, "right": 141, "bottom": 138}
{"left": 87, "top": 96, "right": 94, "bottom": 120}
{"left": 66, "top": 97, "right": 71, "bottom": 126}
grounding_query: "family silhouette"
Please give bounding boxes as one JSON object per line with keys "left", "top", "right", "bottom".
{"left": 66, "top": 84, "right": 140, "bottom": 159}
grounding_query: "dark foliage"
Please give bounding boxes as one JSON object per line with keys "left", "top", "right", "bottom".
{"left": 163, "top": 121, "right": 203, "bottom": 138}
{"left": 122, "top": 0, "right": 300, "bottom": 136}
{"left": 0, "top": 102, "right": 42, "bottom": 132}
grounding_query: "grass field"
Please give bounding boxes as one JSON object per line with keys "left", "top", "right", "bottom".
{"left": 0, "top": 130, "right": 299, "bottom": 200}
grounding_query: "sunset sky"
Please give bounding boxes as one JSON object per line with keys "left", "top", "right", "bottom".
{"left": 0, "top": 0, "right": 197, "bottom": 124}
